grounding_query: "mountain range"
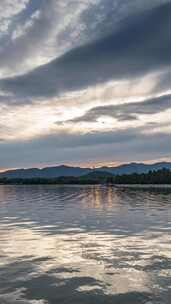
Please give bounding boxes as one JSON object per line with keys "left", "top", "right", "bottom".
{"left": 0, "top": 162, "right": 171, "bottom": 179}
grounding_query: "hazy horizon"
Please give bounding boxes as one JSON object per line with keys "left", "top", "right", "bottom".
{"left": 1, "top": 158, "right": 171, "bottom": 174}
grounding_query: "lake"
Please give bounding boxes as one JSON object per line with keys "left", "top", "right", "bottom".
{"left": 0, "top": 185, "right": 170, "bottom": 304}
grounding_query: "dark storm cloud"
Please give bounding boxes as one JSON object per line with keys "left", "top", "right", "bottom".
{"left": 1, "top": 1, "right": 171, "bottom": 100}
{"left": 67, "top": 93, "right": 171, "bottom": 123}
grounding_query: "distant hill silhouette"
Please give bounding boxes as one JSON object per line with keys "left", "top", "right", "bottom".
{"left": 0, "top": 162, "right": 171, "bottom": 179}
{"left": 0, "top": 165, "right": 91, "bottom": 179}
{"left": 95, "top": 162, "right": 171, "bottom": 175}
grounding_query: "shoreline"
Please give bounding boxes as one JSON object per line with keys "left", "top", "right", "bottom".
{"left": 0, "top": 183, "right": 171, "bottom": 188}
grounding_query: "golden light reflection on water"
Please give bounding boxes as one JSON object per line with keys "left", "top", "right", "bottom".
{"left": 81, "top": 186, "right": 120, "bottom": 210}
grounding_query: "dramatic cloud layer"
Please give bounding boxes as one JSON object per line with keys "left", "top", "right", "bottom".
{"left": 0, "top": 0, "right": 171, "bottom": 169}
{"left": 67, "top": 94, "right": 171, "bottom": 123}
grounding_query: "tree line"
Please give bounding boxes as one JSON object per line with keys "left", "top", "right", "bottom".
{"left": 112, "top": 168, "right": 171, "bottom": 184}
{"left": 0, "top": 168, "right": 171, "bottom": 185}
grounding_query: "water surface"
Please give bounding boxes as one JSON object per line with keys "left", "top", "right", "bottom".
{"left": 0, "top": 185, "right": 170, "bottom": 304}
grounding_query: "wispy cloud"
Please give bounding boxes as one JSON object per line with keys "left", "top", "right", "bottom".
{"left": 66, "top": 93, "right": 171, "bottom": 123}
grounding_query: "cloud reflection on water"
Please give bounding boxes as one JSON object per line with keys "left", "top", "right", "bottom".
{"left": 0, "top": 185, "right": 170, "bottom": 303}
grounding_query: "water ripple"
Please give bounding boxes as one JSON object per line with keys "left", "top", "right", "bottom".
{"left": 0, "top": 185, "right": 170, "bottom": 303}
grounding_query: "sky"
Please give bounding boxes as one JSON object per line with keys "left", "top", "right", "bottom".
{"left": 0, "top": 0, "right": 171, "bottom": 170}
